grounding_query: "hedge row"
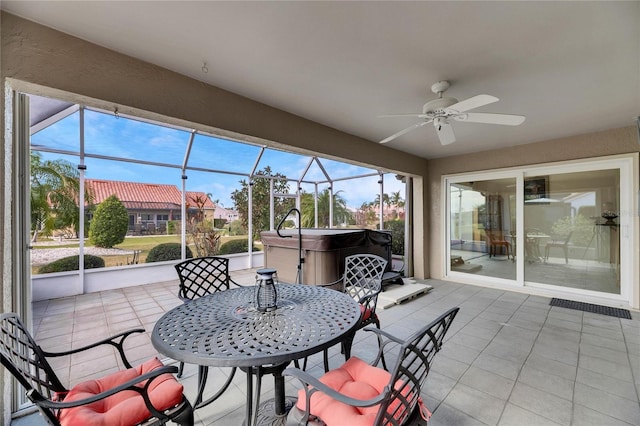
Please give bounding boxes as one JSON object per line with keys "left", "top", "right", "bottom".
{"left": 38, "top": 241, "right": 261, "bottom": 272}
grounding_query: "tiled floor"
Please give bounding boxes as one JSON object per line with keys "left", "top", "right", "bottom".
{"left": 451, "top": 248, "right": 620, "bottom": 294}
{"left": 18, "top": 274, "right": 640, "bottom": 425}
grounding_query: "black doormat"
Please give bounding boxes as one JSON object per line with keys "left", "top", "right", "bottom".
{"left": 550, "top": 298, "right": 632, "bottom": 319}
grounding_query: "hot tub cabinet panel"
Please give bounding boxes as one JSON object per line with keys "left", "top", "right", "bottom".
{"left": 261, "top": 229, "right": 393, "bottom": 285}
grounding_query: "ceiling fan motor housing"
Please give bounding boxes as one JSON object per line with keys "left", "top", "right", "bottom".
{"left": 423, "top": 97, "right": 458, "bottom": 114}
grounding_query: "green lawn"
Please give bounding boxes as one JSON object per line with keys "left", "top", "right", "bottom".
{"left": 32, "top": 234, "right": 260, "bottom": 270}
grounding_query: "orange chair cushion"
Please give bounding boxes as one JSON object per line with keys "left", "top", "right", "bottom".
{"left": 296, "top": 356, "right": 393, "bottom": 426}
{"left": 360, "top": 305, "right": 375, "bottom": 322}
{"left": 58, "top": 357, "right": 184, "bottom": 426}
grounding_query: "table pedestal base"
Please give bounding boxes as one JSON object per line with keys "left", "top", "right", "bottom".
{"left": 243, "top": 396, "right": 297, "bottom": 426}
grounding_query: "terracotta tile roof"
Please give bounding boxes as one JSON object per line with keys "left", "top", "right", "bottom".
{"left": 185, "top": 192, "right": 216, "bottom": 209}
{"left": 85, "top": 179, "right": 215, "bottom": 210}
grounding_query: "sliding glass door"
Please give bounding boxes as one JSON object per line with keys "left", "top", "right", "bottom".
{"left": 523, "top": 169, "right": 620, "bottom": 294}
{"left": 446, "top": 155, "right": 635, "bottom": 305}
{"left": 449, "top": 177, "right": 516, "bottom": 281}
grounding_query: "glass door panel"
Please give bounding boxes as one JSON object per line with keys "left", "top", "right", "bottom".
{"left": 450, "top": 178, "right": 516, "bottom": 280}
{"left": 523, "top": 169, "right": 620, "bottom": 294}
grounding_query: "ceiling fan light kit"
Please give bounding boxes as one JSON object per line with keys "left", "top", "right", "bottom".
{"left": 379, "top": 80, "right": 526, "bottom": 146}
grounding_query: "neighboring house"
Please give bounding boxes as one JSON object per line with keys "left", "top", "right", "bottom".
{"left": 86, "top": 179, "right": 216, "bottom": 234}
{"left": 214, "top": 204, "right": 239, "bottom": 223}
{"left": 355, "top": 203, "right": 406, "bottom": 226}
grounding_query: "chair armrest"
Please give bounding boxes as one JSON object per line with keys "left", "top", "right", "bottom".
{"left": 42, "top": 328, "right": 145, "bottom": 369}
{"left": 356, "top": 288, "right": 381, "bottom": 306}
{"left": 315, "top": 278, "right": 343, "bottom": 291}
{"left": 30, "top": 365, "right": 180, "bottom": 411}
{"left": 229, "top": 277, "right": 247, "bottom": 287}
{"left": 361, "top": 326, "right": 404, "bottom": 367}
{"left": 362, "top": 326, "right": 405, "bottom": 345}
{"left": 282, "top": 367, "right": 388, "bottom": 408}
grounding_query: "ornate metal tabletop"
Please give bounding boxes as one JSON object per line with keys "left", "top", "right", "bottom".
{"left": 152, "top": 284, "right": 361, "bottom": 369}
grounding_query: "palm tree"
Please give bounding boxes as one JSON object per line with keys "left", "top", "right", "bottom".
{"left": 30, "top": 152, "right": 89, "bottom": 242}
{"left": 356, "top": 201, "right": 370, "bottom": 226}
{"left": 300, "top": 189, "right": 351, "bottom": 228}
{"left": 373, "top": 193, "right": 392, "bottom": 221}
{"left": 390, "top": 191, "right": 404, "bottom": 219}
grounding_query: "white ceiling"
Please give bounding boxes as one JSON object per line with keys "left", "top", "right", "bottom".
{"left": 3, "top": 1, "right": 639, "bottom": 159}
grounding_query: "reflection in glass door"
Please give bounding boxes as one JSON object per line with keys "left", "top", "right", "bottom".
{"left": 450, "top": 178, "right": 516, "bottom": 281}
{"left": 447, "top": 161, "right": 628, "bottom": 301}
{"left": 523, "top": 169, "right": 620, "bottom": 294}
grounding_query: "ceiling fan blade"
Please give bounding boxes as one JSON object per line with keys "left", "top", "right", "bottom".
{"left": 436, "top": 122, "right": 456, "bottom": 145}
{"left": 379, "top": 113, "right": 429, "bottom": 118}
{"left": 448, "top": 94, "right": 499, "bottom": 113}
{"left": 456, "top": 112, "right": 526, "bottom": 125}
{"left": 379, "top": 121, "right": 429, "bottom": 144}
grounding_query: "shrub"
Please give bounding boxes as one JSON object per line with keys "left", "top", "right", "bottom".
{"left": 38, "top": 254, "right": 105, "bottom": 274}
{"left": 551, "top": 214, "right": 593, "bottom": 247}
{"left": 383, "top": 220, "right": 405, "bottom": 255}
{"left": 146, "top": 243, "right": 193, "bottom": 263}
{"left": 187, "top": 219, "right": 220, "bottom": 257}
{"left": 228, "top": 220, "right": 246, "bottom": 236}
{"left": 218, "top": 239, "right": 261, "bottom": 255}
{"left": 89, "top": 195, "right": 129, "bottom": 248}
{"left": 167, "top": 220, "right": 179, "bottom": 234}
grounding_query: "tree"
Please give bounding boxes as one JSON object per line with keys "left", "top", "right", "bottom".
{"left": 88, "top": 195, "right": 129, "bottom": 248}
{"left": 356, "top": 201, "right": 377, "bottom": 227}
{"left": 186, "top": 194, "right": 220, "bottom": 257}
{"left": 228, "top": 219, "right": 246, "bottom": 236}
{"left": 300, "top": 189, "right": 352, "bottom": 228}
{"left": 390, "top": 191, "right": 404, "bottom": 219}
{"left": 230, "top": 167, "right": 294, "bottom": 239}
{"left": 30, "top": 152, "right": 91, "bottom": 242}
{"left": 375, "top": 193, "right": 391, "bottom": 210}
{"left": 551, "top": 214, "right": 593, "bottom": 248}
{"left": 390, "top": 191, "right": 402, "bottom": 206}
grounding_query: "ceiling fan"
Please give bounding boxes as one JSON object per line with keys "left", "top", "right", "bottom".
{"left": 379, "top": 80, "right": 525, "bottom": 145}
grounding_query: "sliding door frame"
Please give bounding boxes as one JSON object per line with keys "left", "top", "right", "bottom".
{"left": 444, "top": 154, "right": 638, "bottom": 308}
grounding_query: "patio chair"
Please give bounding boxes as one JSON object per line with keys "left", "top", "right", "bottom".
{"left": 175, "top": 256, "right": 242, "bottom": 302}
{"left": 314, "top": 254, "right": 387, "bottom": 372}
{"left": 343, "top": 254, "right": 388, "bottom": 340}
{"left": 173, "top": 256, "right": 242, "bottom": 406}
{"left": 486, "top": 230, "right": 512, "bottom": 260}
{"left": 0, "top": 313, "right": 193, "bottom": 426}
{"left": 544, "top": 231, "right": 573, "bottom": 264}
{"left": 283, "top": 306, "right": 460, "bottom": 426}
{"left": 381, "top": 257, "right": 405, "bottom": 289}
{"left": 147, "top": 223, "right": 156, "bottom": 234}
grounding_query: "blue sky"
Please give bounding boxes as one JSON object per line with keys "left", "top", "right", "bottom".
{"left": 32, "top": 108, "right": 405, "bottom": 209}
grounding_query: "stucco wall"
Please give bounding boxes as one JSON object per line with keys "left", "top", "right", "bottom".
{"left": 427, "top": 126, "right": 639, "bottom": 300}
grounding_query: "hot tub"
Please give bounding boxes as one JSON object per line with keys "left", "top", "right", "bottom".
{"left": 260, "top": 229, "right": 393, "bottom": 285}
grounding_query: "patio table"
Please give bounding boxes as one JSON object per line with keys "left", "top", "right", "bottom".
{"left": 506, "top": 232, "right": 550, "bottom": 262}
{"left": 151, "top": 283, "right": 361, "bottom": 425}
